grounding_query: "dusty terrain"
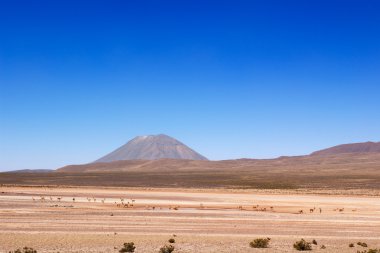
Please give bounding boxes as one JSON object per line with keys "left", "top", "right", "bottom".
{"left": 0, "top": 186, "right": 379, "bottom": 252}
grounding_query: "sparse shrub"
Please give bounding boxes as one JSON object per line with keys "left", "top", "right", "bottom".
{"left": 9, "top": 247, "right": 37, "bottom": 253}
{"left": 312, "top": 239, "right": 318, "bottom": 245}
{"left": 249, "top": 238, "right": 270, "bottom": 248}
{"left": 349, "top": 243, "right": 354, "bottom": 247}
{"left": 119, "top": 242, "right": 136, "bottom": 253}
{"left": 159, "top": 245, "right": 174, "bottom": 253}
{"left": 358, "top": 242, "right": 368, "bottom": 247}
{"left": 357, "top": 249, "right": 380, "bottom": 253}
{"left": 320, "top": 245, "right": 326, "bottom": 249}
{"left": 168, "top": 238, "right": 175, "bottom": 243}
{"left": 293, "top": 239, "right": 312, "bottom": 251}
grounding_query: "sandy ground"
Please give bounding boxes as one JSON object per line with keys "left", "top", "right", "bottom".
{"left": 0, "top": 186, "right": 379, "bottom": 252}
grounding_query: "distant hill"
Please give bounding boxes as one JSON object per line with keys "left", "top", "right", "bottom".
{"left": 94, "top": 134, "right": 208, "bottom": 163}
{"left": 311, "top": 141, "right": 380, "bottom": 156}
{"left": 5, "top": 169, "right": 53, "bottom": 173}
{"left": 3, "top": 152, "right": 379, "bottom": 189}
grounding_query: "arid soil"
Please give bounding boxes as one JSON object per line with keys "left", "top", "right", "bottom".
{"left": 0, "top": 186, "right": 379, "bottom": 252}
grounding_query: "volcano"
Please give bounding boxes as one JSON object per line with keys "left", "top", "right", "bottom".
{"left": 94, "top": 134, "right": 208, "bottom": 163}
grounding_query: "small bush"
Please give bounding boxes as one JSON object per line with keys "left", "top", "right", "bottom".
{"left": 249, "top": 238, "right": 270, "bottom": 248}
{"left": 159, "top": 245, "right": 174, "bottom": 253}
{"left": 312, "top": 239, "right": 318, "bottom": 245}
{"left": 357, "top": 249, "right": 380, "bottom": 253}
{"left": 358, "top": 242, "right": 368, "bottom": 247}
{"left": 293, "top": 239, "right": 312, "bottom": 251}
{"left": 320, "top": 245, "right": 326, "bottom": 249}
{"left": 349, "top": 243, "right": 354, "bottom": 247}
{"left": 119, "top": 242, "right": 136, "bottom": 253}
{"left": 9, "top": 247, "right": 37, "bottom": 253}
{"left": 168, "top": 238, "right": 175, "bottom": 243}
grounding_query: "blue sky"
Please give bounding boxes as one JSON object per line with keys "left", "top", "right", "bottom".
{"left": 1, "top": 0, "right": 380, "bottom": 171}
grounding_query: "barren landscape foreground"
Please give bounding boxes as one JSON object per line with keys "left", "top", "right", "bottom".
{"left": 0, "top": 186, "right": 379, "bottom": 253}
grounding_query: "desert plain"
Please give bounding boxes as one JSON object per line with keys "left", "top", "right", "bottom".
{"left": 0, "top": 185, "right": 379, "bottom": 253}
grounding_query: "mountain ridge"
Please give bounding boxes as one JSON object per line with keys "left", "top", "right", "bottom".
{"left": 58, "top": 152, "right": 380, "bottom": 173}
{"left": 311, "top": 141, "right": 380, "bottom": 156}
{"left": 56, "top": 139, "right": 380, "bottom": 173}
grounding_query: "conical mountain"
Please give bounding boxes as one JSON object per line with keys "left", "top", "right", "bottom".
{"left": 94, "top": 134, "right": 208, "bottom": 163}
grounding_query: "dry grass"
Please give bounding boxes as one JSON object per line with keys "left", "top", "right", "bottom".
{"left": 2, "top": 153, "right": 380, "bottom": 190}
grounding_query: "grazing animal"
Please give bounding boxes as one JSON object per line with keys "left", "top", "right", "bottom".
{"left": 319, "top": 208, "right": 322, "bottom": 213}
{"left": 310, "top": 209, "right": 314, "bottom": 213}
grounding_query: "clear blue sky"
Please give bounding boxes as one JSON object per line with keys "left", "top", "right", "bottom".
{"left": 1, "top": 0, "right": 379, "bottom": 171}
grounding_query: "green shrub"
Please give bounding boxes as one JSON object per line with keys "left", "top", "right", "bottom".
{"left": 159, "top": 245, "right": 174, "bottom": 253}
{"left": 293, "top": 239, "right": 312, "bottom": 251}
{"left": 9, "top": 247, "right": 37, "bottom": 253}
{"left": 249, "top": 238, "right": 270, "bottom": 248}
{"left": 119, "top": 242, "right": 136, "bottom": 253}
{"left": 168, "top": 238, "right": 175, "bottom": 243}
